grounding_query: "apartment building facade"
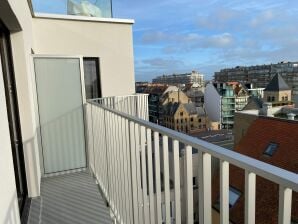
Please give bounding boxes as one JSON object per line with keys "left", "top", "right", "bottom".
{"left": 153, "top": 70, "right": 204, "bottom": 85}
{"left": 214, "top": 61, "right": 298, "bottom": 96}
{"left": 205, "top": 82, "right": 249, "bottom": 129}
{"left": 163, "top": 102, "right": 208, "bottom": 134}
{"left": 0, "top": 0, "right": 135, "bottom": 222}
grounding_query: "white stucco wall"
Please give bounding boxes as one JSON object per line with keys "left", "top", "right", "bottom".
{"left": 7, "top": 0, "right": 42, "bottom": 198}
{"left": 1, "top": 0, "right": 137, "bottom": 221}
{"left": 204, "top": 83, "right": 221, "bottom": 123}
{"left": 0, "top": 0, "right": 41, "bottom": 204}
{"left": 0, "top": 53, "right": 21, "bottom": 224}
{"left": 32, "top": 15, "right": 135, "bottom": 97}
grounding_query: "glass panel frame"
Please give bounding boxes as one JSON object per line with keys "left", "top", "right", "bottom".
{"left": 32, "top": 55, "right": 87, "bottom": 174}
{"left": 31, "top": 0, "right": 113, "bottom": 18}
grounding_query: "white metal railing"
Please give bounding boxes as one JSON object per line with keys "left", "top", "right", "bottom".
{"left": 89, "top": 94, "right": 149, "bottom": 120}
{"left": 85, "top": 98, "right": 297, "bottom": 224}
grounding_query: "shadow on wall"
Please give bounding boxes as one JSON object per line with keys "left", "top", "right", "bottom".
{"left": 3, "top": 191, "right": 20, "bottom": 224}
{"left": 23, "top": 134, "right": 41, "bottom": 198}
{"left": 38, "top": 106, "right": 86, "bottom": 174}
{"left": 22, "top": 105, "right": 87, "bottom": 198}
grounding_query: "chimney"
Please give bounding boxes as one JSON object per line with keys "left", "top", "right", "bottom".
{"left": 287, "top": 113, "right": 295, "bottom": 120}
{"left": 262, "top": 102, "right": 273, "bottom": 117}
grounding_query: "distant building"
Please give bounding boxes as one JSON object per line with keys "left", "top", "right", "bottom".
{"left": 160, "top": 89, "right": 190, "bottom": 105}
{"left": 153, "top": 71, "right": 204, "bottom": 86}
{"left": 162, "top": 102, "right": 208, "bottom": 134}
{"left": 142, "top": 85, "right": 169, "bottom": 123}
{"left": 183, "top": 83, "right": 205, "bottom": 107}
{"left": 242, "top": 74, "right": 295, "bottom": 117}
{"left": 215, "top": 116, "right": 298, "bottom": 224}
{"left": 204, "top": 82, "right": 249, "bottom": 129}
{"left": 214, "top": 61, "right": 298, "bottom": 96}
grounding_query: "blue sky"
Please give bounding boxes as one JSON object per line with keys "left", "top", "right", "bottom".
{"left": 113, "top": 0, "right": 298, "bottom": 81}
{"left": 34, "top": 0, "right": 298, "bottom": 81}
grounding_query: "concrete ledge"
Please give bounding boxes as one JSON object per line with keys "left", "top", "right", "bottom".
{"left": 34, "top": 13, "right": 134, "bottom": 25}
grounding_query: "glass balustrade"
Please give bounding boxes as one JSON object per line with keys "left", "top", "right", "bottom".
{"left": 32, "top": 0, "right": 113, "bottom": 18}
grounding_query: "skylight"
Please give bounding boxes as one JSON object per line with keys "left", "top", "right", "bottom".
{"left": 264, "top": 142, "right": 278, "bottom": 156}
{"left": 213, "top": 186, "right": 241, "bottom": 210}
{"left": 229, "top": 187, "right": 241, "bottom": 207}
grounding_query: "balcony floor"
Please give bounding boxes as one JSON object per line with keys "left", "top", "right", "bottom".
{"left": 28, "top": 171, "right": 112, "bottom": 224}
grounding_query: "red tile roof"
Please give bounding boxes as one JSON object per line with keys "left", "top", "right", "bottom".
{"left": 212, "top": 117, "right": 298, "bottom": 224}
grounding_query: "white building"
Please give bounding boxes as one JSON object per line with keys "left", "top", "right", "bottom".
{"left": 204, "top": 83, "right": 222, "bottom": 125}
{"left": 205, "top": 82, "right": 250, "bottom": 129}
{"left": 0, "top": 0, "right": 135, "bottom": 222}
{"left": 153, "top": 71, "right": 204, "bottom": 86}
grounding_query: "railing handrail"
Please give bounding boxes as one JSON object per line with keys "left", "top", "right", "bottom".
{"left": 88, "top": 101, "right": 298, "bottom": 192}
{"left": 88, "top": 93, "right": 149, "bottom": 101}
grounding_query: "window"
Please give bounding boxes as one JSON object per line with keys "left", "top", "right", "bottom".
{"left": 267, "top": 96, "right": 271, "bottom": 102}
{"left": 181, "top": 119, "right": 183, "bottom": 123}
{"left": 229, "top": 187, "right": 241, "bottom": 207}
{"left": 264, "top": 142, "right": 278, "bottom": 156}
{"left": 213, "top": 186, "right": 241, "bottom": 210}
{"left": 285, "top": 96, "right": 288, "bottom": 101}
{"left": 272, "top": 96, "right": 275, "bottom": 102}
{"left": 198, "top": 118, "right": 201, "bottom": 122}
{"left": 83, "top": 58, "right": 101, "bottom": 99}
{"left": 190, "top": 117, "right": 193, "bottom": 122}
{"left": 282, "top": 96, "right": 285, "bottom": 101}
{"left": 180, "top": 112, "right": 183, "bottom": 116}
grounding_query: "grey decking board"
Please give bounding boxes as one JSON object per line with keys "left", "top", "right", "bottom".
{"left": 28, "top": 171, "right": 112, "bottom": 224}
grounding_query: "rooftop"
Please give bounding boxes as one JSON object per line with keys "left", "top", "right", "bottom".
{"left": 212, "top": 116, "right": 298, "bottom": 223}
{"left": 264, "top": 74, "right": 291, "bottom": 91}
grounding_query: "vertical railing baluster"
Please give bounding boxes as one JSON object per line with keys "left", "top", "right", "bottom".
{"left": 173, "top": 139, "right": 181, "bottom": 224}
{"left": 154, "top": 132, "right": 162, "bottom": 224}
{"left": 124, "top": 118, "right": 133, "bottom": 223}
{"left": 110, "top": 112, "right": 117, "bottom": 213}
{"left": 122, "top": 117, "right": 131, "bottom": 223}
{"left": 162, "top": 135, "right": 171, "bottom": 223}
{"left": 278, "top": 186, "right": 292, "bottom": 224}
{"left": 245, "top": 171, "right": 256, "bottom": 224}
{"left": 185, "top": 145, "right": 193, "bottom": 224}
{"left": 106, "top": 111, "right": 113, "bottom": 209}
{"left": 220, "top": 160, "right": 229, "bottom": 224}
{"left": 141, "top": 126, "right": 150, "bottom": 224}
{"left": 129, "top": 121, "right": 139, "bottom": 224}
{"left": 147, "top": 128, "right": 155, "bottom": 224}
{"left": 198, "top": 151, "right": 212, "bottom": 224}
{"left": 135, "top": 123, "right": 144, "bottom": 223}
{"left": 117, "top": 114, "right": 126, "bottom": 222}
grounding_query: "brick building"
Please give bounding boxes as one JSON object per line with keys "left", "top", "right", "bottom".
{"left": 212, "top": 117, "right": 298, "bottom": 224}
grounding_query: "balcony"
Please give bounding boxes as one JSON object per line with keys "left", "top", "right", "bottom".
{"left": 31, "top": 0, "right": 113, "bottom": 18}
{"left": 28, "top": 94, "right": 297, "bottom": 223}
